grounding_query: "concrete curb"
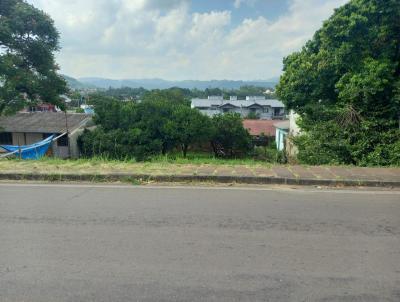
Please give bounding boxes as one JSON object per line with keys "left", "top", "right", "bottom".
{"left": 0, "top": 172, "right": 399, "bottom": 187}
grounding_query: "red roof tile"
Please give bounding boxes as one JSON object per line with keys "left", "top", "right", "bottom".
{"left": 242, "top": 119, "right": 277, "bottom": 137}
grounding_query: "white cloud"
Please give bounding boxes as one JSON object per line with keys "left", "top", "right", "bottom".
{"left": 27, "top": 0, "right": 348, "bottom": 80}
{"left": 233, "top": 0, "right": 257, "bottom": 9}
{"left": 234, "top": 0, "right": 243, "bottom": 8}
{"left": 189, "top": 11, "right": 231, "bottom": 41}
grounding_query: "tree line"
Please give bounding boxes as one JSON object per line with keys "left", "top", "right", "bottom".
{"left": 75, "top": 85, "right": 276, "bottom": 103}
{"left": 78, "top": 91, "right": 253, "bottom": 161}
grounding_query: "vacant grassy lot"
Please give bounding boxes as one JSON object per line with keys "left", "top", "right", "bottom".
{"left": 0, "top": 156, "right": 274, "bottom": 176}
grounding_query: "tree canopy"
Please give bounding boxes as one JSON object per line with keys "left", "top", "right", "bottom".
{"left": 276, "top": 0, "right": 400, "bottom": 166}
{"left": 0, "top": 0, "right": 66, "bottom": 115}
{"left": 211, "top": 113, "right": 253, "bottom": 158}
{"left": 79, "top": 95, "right": 254, "bottom": 161}
{"left": 165, "top": 106, "right": 213, "bottom": 157}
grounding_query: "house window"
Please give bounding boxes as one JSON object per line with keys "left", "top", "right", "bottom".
{"left": 56, "top": 133, "right": 69, "bottom": 147}
{"left": 42, "top": 133, "right": 53, "bottom": 139}
{"left": 0, "top": 132, "right": 12, "bottom": 145}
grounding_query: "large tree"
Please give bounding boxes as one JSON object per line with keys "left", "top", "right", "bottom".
{"left": 165, "top": 106, "right": 213, "bottom": 157}
{"left": 211, "top": 113, "right": 253, "bottom": 158}
{"left": 276, "top": 0, "right": 400, "bottom": 166}
{"left": 0, "top": 0, "right": 66, "bottom": 115}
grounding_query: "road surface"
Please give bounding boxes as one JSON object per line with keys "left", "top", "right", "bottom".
{"left": 0, "top": 184, "right": 399, "bottom": 301}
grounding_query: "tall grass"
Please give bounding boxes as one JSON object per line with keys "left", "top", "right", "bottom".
{"left": 148, "top": 152, "right": 272, "bottom": 166}
{"left": 0, "top": 151, "right": 276, "bottom": 168}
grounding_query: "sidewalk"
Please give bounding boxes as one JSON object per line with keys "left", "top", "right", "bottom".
{"left": 0, "top": 161, "right": 399, "bottom": 187}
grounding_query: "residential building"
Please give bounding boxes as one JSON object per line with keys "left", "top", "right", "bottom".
{"left": 272, "top": 112, "right": 301, "bottom": 157}
{"left": 242, "top": 119, "right": 277, "bottom": 146}
{"left": 0, "top": 112, "right": 92, "bottom": 158}
{"left": 274, "top": 120, "right": 290, "bottom": 151}
{"left": 191, "top": 96, "right": 285, "bottom": 120}
{"left": 20, "top": 103, "right": 59, "bottom": 113}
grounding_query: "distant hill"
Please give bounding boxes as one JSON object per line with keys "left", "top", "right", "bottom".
{"left": 62, "top": 75, "right": 97, "bottom": 90}
{"left": 266, "top": 76, "right": 280, "bottom": 83}
{"left": 78, "top": 77, "right": 278, "bottom": 90}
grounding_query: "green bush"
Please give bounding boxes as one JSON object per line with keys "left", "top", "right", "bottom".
{"left": 245, "top": 111, "right": 260, "bottom": 120}
{"left": 211, "top": 113, "right": 253, "bottom": 158}
{"left": 78, "top": 128, "right": 163, "bottom": 161}
{"left": 361, "top": 137, "right": 400, "bottom": 166}
{"left": 292, "top": 121, "right": 400, "bottom": 166}
{"left": 251, "top": 140, "right": 288, "bottom": 164}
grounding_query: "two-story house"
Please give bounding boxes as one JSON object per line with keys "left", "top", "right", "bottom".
{"left": 191, "top": 96, "right": 285, "bottom": 120}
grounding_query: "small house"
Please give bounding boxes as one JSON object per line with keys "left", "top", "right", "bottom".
{"left": 0, "top": 112, "right": 92, "bottom": 158}
{"left": 242, "top": 119, "right": 277, "bottom": 146}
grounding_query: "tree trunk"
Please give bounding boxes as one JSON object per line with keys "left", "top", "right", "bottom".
{"left": 211, "top": 141, "right": 218, "bottom": 157}
{"left": 182, "top": 144, "right": 188, "bottom": 158}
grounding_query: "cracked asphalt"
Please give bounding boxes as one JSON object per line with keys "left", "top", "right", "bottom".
{"left": 0, "top": 184, "right": 399, "bottom": 301}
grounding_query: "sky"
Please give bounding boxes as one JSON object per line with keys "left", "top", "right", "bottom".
{"left": 27, "top": 0, "right": 348, "bottom": 81}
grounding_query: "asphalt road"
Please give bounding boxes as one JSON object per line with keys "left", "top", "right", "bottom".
{"left": 0, "top": 184, "right": 399, "bottom": 302}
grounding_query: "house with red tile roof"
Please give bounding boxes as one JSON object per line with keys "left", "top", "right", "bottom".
{"left": 242, "top": 119, "right": 280, "bottom": 146}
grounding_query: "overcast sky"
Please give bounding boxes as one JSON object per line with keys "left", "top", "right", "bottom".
{"left": 27, "top": 0, "right": 348, "bottom": 80}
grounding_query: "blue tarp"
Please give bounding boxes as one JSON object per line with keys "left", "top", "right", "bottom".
{"left": 84, "top": 108, "right": 95, "bottom": 115}
{"left": 1, "top": 135, "right": 55, "bottom": 160}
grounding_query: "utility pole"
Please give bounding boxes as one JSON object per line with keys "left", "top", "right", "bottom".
{"left": 64, "top": 110, "right": 71, "bottom": 158}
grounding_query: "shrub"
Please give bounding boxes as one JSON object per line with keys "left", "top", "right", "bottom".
{"left": 211, "top": 113, "right": 253, "bottom": 157}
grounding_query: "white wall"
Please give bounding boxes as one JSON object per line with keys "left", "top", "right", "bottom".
{"left": 289, "top": 110, "right": 301, "bottom": 136}
{"left": 275, "top": 128, "right": 287, "bottom": 151}
{"left": 199, "top": 106, "right": 274, "bottom": 119}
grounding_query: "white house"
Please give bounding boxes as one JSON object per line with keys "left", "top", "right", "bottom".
{"left": 191, "top": 96, "right": 285, "bottom": 120}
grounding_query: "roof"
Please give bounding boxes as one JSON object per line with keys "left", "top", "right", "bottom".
{"left": 243, "top": 120, "right": 277, "bottom": 137}
{"left": 219, "top": 103, "right": 239, "bottom": 108}
{"left": 191, "top": 98, "right": 284, "bottom": 108}
{"left": 0, "top": 112, "right": 92, "bottom": 133}
{"left": 191, "top": 98, "right": 223, "bottom": 107}
{"left": 274, "top": 120, "right": 290, "bottom": 130}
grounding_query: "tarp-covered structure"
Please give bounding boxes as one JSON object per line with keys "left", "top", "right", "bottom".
{"left": 1, "top": 135, "right": 55, "bottom": 159}
{"left": 0, "top": 112, "right": 92, "bottom": 159}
